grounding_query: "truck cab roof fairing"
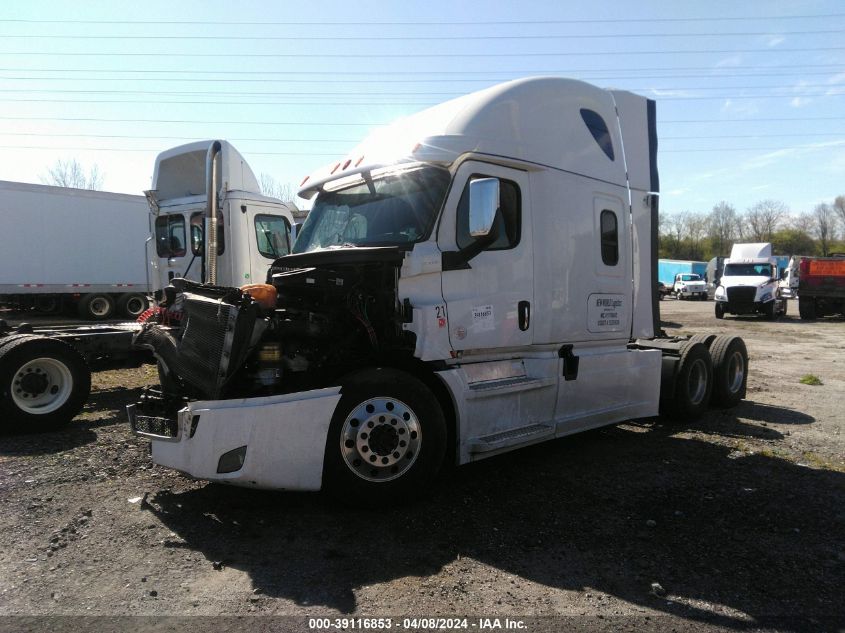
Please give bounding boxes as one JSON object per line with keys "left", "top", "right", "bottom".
{"left": 152, "top": 140, "right": 262, "bottom": 201}
{"left": 299, "top": 77, "right": 631, "bottom": 199}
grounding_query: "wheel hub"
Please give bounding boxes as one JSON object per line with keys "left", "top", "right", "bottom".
{"left": 18, "top": 370, "right": 49, "bottom": 396}
{"left": 340, "top": 397, "right": 421, "bottom": 482}
{"left": 11, "top": 357, "right": 73, "bottom": 414}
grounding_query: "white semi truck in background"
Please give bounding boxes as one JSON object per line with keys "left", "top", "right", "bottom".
{"left": 0, "top": 181, "right": 152, "bottom": 320}
{"left": 0, "top": 142, "right": 296, "bottom": 433}
{"left": 713, "top": 242, "right": 787, "bottom": 319}
{"left": 127, "top": 78, "right": 750, "bottom": 504}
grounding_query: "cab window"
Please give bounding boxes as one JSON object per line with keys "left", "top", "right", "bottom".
{"left": 190, "top": 213, "right": 225, "bottom": 256}
{"left": 456, "top": 176, "right": 520, "bottom": 250}
{"left": 254, "top": 214, "right": 291, "bottom": 259}
{"left": 155, "top": 215, "right": 186, "bottom": 257}
{"left": 600, "top": 210, "right": 618, "bottom": 266}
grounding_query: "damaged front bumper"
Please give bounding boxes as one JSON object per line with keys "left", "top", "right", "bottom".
{"left": 128, "top": 387, "right": 342, "bottom": 491}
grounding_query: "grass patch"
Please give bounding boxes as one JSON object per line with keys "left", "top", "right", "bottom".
{"left": 799, "top": 374, "right": 823, "bottom": 386}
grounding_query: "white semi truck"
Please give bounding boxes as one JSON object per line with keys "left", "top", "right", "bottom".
{"left": 0, "top": 181, "right": 152, "bottom": 320}
{"left": 713, "top": 242, "right": 787, "bottom": 319}
{"left": 0, "top": 142, "right": 296, "bottom": 433}
{"left": 127, "top": 78, "right": 749, "bottom": 502}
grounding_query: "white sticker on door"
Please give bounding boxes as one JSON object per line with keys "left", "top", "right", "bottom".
{"left": 587, "top": 294, "right": 626, "bottom": 333}
{"left": 471, "top": 304, "right": 495, "bottom": 332}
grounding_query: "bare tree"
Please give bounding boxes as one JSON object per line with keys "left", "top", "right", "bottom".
{"left": 707, "top": 201, "right": 737, "bottom": 256}
{"left": 41, "top": 158, "right": 103, "bottom": 190}
{"left": 812, "top": 203, "right": 836, "bottom": 256}
{"left": 259, "top": 173, "right": 295, "bottom": 204}
{"left": 834, "top": 195, "right": 845, "bottom": 228}
{"left": 744, "top": 199, "right": 787, "bottom": 242}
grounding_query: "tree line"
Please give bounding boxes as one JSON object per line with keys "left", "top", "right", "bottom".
{"left": 660, "top": 196, "right": 845, "bottom": 261}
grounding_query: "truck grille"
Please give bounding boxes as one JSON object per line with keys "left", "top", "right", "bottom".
{"left": 727, "top": 286, "right": 757, "bottom": 304}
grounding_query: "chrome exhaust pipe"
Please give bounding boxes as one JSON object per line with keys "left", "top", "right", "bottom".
{"left": 205, "top": 140, "right": 222, "bottom": 285}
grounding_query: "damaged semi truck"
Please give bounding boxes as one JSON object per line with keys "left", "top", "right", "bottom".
{"left": 129, "top": 78, "right": 749, "bottom": 502}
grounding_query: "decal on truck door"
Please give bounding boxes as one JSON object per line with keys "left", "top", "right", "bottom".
{"left": 587, "top": 294, "right": 625, "bottom": 332}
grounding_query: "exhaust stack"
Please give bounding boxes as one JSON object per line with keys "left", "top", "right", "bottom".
{"left": 205, "top": 140, "right": 222, "bottom": 285}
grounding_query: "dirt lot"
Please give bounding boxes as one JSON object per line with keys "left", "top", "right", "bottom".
{"left": 0, "top": 300, "right": 842, "bottom": 632}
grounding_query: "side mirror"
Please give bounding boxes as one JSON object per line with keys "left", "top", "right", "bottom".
{"left": 468, "top": 178, "right": 499, "bottom": 238}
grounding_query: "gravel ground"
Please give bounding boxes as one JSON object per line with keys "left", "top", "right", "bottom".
{"left": 0, "top": 299, "right": 842, "bottom": 633}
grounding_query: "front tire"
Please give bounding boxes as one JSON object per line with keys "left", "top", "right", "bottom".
{"left": 715, "top": 303, "right": 725, "bottom": 319}
{"left": 0, "top": 337, "right": 91, "bottom": 433}
{"left": 323, "top": 368, "right": 446, "bottom": 504}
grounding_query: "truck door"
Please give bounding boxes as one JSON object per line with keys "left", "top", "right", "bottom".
{"left": 243, "top": 206, "right": 292, "bottom": 284}
{"left": 438, "top": 161, "right": 533, "bottom": 353}
{"left": 154, "top": 213, "right": 189, "bottom": 286}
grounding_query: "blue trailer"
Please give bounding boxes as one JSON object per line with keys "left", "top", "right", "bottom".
{"left": 658, "top": 259, "right": 707, "bottom": 286}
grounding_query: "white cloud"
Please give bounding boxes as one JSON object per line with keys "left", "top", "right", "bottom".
{"left": 766, "top": 35, "right": 785, "bottom": 47}
{"left": 790, "top": 97, "right": 812, "bottom": 108}
{"left": 740, "top": 139, "right": 845, "bottom": 171}
{"left": 826, "top": 73, "right": 845, "bottom": 85}
{"left": 667, "top": 188, "right": 688, "bottom": 196}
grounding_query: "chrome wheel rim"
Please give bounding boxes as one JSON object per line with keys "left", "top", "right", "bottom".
{"left": 727, "top": 350, "right": 745, "bottom": 393}
{"left": 340, "top": 397, "right": 421, "bottom": 482}
{"left": 687, "top": 358, "right": 708, "bottom": 406}
{"left": 11, "top": 357, "right": 74, "bottom": 414}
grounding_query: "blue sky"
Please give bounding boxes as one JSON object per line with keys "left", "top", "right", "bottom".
{"left": 1, "top": 1, "right": 843, "bottom": 217}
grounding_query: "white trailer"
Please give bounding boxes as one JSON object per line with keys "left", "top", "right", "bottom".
{"left": 128, "top": 78, "right": 749, "bottom": 503}
{"left": 0, "top": 181, "right": 152, "bottom": 319}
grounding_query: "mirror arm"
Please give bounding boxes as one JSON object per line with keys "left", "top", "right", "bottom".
{"left": 441, "top": 221, "right": 501, "bottom": 271}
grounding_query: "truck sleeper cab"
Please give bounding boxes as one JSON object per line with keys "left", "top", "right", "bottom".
{"left": 129, "top": 79, "right": 748, "bottom": 502}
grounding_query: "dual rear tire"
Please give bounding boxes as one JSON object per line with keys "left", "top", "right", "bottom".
{"left": 666, "top": 335, "right": 748, "bottom": 420}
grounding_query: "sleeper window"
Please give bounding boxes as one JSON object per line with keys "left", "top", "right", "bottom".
{"left": 600, "top": 210, "right": 618, "bottom": 266}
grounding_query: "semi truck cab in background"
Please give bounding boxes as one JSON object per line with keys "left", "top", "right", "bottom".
{"left": 0, "top": 142, "right": 297, "bottom": 434}
{"left": 127, "top": 78, "right": 749, "bottom": 503}
{"left": 145, "top": 141, "right": 297, "bottom": 294}
{"left": 714, "top": 242, "right": 787, "bottom": 320}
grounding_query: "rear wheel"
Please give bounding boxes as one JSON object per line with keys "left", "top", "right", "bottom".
{"left": 78, "top": 293, "right": 115, "bottom": 320}
{"left": 668, "top": 341, "right": 713, "bottom": 421}
{"left": 117, "top": 293, "right": 148, "bottom": 319}
{"left": 0, "top": 337, "right": 91, "bottom": 433}
{"left": 323, "top": 368, "right": 446, "bottom": 505}
{"left": 709, "top": 335, "right": 748, "bottom": 408}
{"left": 798, "top": 296, "right": 816, "bottom": 320}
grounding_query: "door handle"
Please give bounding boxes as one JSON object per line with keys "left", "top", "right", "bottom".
{"left": 518, "top": 300, "right": 530, "bottom": 331}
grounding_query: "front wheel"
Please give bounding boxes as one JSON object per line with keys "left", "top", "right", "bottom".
{"left": 715, "top": 303, "right": 725, "bottom": 319}
{"left": 0, "top": 337, "right": 91, "bottom": 433}
{"left": 323, "top": 368, "right": 446, "bottom": 505}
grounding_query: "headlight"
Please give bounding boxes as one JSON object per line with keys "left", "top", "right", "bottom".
{"left": 715, "top": 286, "right": 725, "bottom": 298}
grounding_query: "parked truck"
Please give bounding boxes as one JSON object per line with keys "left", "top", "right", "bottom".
{"left": 797, "top": 255, "right": 845, "bottom": 319}
{"left": 0, "top": 181, "right": 151, "bottom": 319}
{"left": 126, "top": 78, "right": 749, "bottom": 503}
{"left": 713, "top": 242, "right": 787, "bottom": 319}
{"left": 658, "top": 259, "right": 707, "bottom": 299}
{"left": 0, "top": 142, "right": 296, "bottom": 433}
